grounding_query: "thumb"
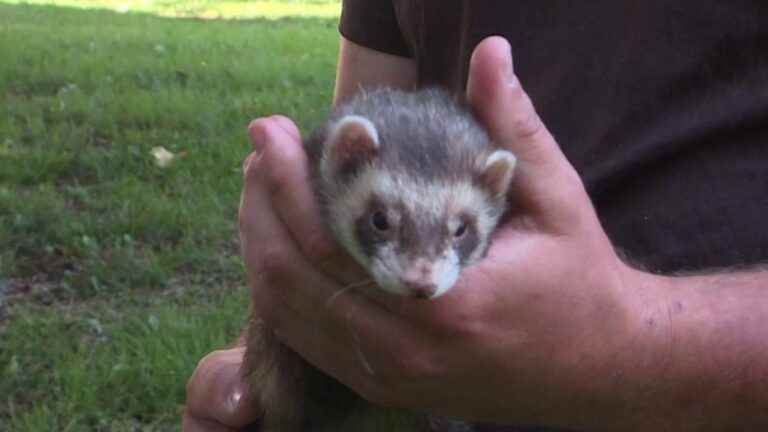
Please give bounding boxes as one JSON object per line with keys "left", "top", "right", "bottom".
{"left": 184, "top": 348, "right": 261, "bottom": 430}
{"left": 467, "top": 36, "right": 590, "bottom": 232}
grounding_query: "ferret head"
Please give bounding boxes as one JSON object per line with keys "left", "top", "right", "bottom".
{"left": 319, "top": 115, "right": 516, "bottom": 299}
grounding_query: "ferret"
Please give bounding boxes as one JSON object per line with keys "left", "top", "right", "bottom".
{"left": 242, "top": 87, "right": 516, "bottom": 432}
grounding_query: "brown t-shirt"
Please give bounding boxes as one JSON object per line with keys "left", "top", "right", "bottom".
{"left": 340, "top": 0, "right": 768, "bottom": 276}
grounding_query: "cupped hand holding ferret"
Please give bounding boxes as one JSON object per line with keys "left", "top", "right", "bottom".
{"left": 184, "top": 37, "right": 672, "bottom": 431}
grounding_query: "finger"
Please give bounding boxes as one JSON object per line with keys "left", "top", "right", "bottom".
{"left": 248, "top": 116, "right": 323, "bottom": 260}
{"left": 239, "top": 141, "right": 394, "bottom": 406}
{"left": 238, "top": 147, "right": 314, "bottom": 313}
{"left": 271, "top": 299, "right": 368, "bottom": 391}
{"left": 240, "top": 145, "right": 387, "bottom": 341}
{"left": 248, "top": 116, "right": 367, "bottom": 283}
{"left": 272, "top": 288, "right": 426, "bottom": 406}
{"left": 268, "top": 114, "right": 301, "bottom": 143}
{"left": 240, "top": 148, "right": 359, "bottom": 323}
{"left": 184, "top": 348, "right": 260, "bottom": 429}
{"left": 467, "top": 36, "right": 590, "bottom": 231}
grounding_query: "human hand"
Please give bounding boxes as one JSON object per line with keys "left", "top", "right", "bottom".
{"left": 248, "top": 36, "right": 650, "bottom": 429}
{"left": 182, "top": 347, "right": 259, "bottom": 431}
{"left": 183, "top": 111, "right": 370, "bottom": 431}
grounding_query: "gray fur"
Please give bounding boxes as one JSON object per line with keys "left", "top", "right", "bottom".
{"left": 306, "top": 87, "right": 513, "bottom": 272}
{"left": 244, "top": 87, "right": 517, "bottom": 431}
{"left": 307, "top": 87, "right": 497, "bottom": 190}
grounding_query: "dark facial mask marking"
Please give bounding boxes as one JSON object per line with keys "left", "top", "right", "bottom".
{"left": 397, "top": 209, "right": 448, "bottom": 260}
{"left": 455, "top": 214, "right": 480, "bottom": 265}
{"left": 354, "top": 196, "right": 394, "bottom": 259}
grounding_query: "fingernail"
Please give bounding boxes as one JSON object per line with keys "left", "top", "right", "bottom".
{"left": 242, "top": 151, "right": 262, "bottom": 175}
{"left": 227, "top": 382, "right": 248, "bottom": 410}
{"left": 270, "top": 115, "right": 299, "bottom": 141}
{"left": 503, "top": 40, "right": 519, "bottom": 87}
{"left": 248, "top": 119, "right": 265, "bottom": 155}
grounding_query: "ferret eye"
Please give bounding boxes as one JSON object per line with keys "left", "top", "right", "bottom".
{"left": 371, "top": 211, "right": 389, "bottom": 231}
{"left": 454, "top": 223, "right": 467, "bottom": 238}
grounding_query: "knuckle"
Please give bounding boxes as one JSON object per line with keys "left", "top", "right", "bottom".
{"left": 394, "top": 351, "right": 438, "bottom": 381}
{"left": 270, "top": 114, "right": 300, "bottom": 139}
{"left": 249, "top": 116, "right": 272, "bottom": 131}
{"left": 380, "top": 338, "right": 440, "bottom": 382}
{"left": 264, "top": 163, "right": 293, "bottom": 199}
{"left": 257, "top": 247, "right": 291, "bottom": 279}
{"left": 241, "top": 152, "right": 263, "bottom": 180}
{"left": 237, "top": 195, "right": 257, "bottom": 233}
{"left": 453, "top": 316, "right": 483, "bottom": 339}
{"left": 194, "top": 349, "right": 221, "bottom": 374}
{"left": 186, "top": 350, "right": 224, "bottom": 398}
{"left": 248, "top": 117, "right": 270, "bottom": 137}
{"left": 544, "top": 167, "right": 588, "bottom": 204}
{"left": 511, "top": 106, "right": 544, "bottom": 142}
{"left": 240, "top": 153, "right": 252, "bottom": 176}
{"left": 419, "top": 304, "right": 473, "bottom": 338}
{"left": 562, "top": 165, "right": 587, "bottom": 191}
{"left": 301, "top": 231, "right": 336, "bottom": 263}
{"left": 251, "top": 118, "right": 304, "bottom": 198}
{"left": 263, "top": 139, "right": 302, "bottom": 175}
{"left": 426, "top": 307, "right": 459, "bottom": 333}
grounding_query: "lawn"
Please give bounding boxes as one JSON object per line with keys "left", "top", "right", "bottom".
{"left": 0, "top": 0, "right": 341, "bottom": 19}
{"left": 0, "top": 1, "right": 340, "bottom": 430}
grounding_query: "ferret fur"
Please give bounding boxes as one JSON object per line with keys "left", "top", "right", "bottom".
{"left": 242, "top": 87, "right": 516, "bottom": 432}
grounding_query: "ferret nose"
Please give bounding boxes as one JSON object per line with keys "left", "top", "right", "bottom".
{"left": 403, "top": 280, "right": 437, "bottom": 299}
{"left": 402, "top": 260, "right": 436, "bottom": 298}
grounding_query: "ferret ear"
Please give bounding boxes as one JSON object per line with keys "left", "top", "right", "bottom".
{"left": 323, "top": 115, "right": 379, "bottom": 178}
{"left": 479, "top": 149, "right": 517, "bottom": 199}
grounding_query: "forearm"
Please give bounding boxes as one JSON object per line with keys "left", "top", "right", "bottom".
{"left": 598, "top": 267, "right": 768, "bottom": 431}
{"left": 333, "top": 37, "right": 416, "bottom": 105}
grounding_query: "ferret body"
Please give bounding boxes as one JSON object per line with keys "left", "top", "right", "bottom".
{"left": 243, "top": 88, "right": 516, "bottom": 432}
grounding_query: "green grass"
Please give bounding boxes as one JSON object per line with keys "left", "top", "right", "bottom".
{"left": 0, "top": 1, "right": 339, "bottom": 429}
{"left": 1, "top": 0, "right": 341, "bottom": 19}
{"left": 2, "top": 288, "right": 248, "bottom": 431}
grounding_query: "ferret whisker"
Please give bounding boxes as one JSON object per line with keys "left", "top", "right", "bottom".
{"left": 353, "top": 330, "right": 376, "bottom": 376}
{"left": 325, "top": 278, "right": 375, "bottom": 308}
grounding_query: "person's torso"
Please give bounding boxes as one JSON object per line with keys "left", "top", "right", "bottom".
{"left": 392, "top": 0, "right": 768, "bottom": 273}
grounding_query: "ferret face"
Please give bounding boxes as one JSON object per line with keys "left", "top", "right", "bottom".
{"left": 344, "top": 173, "right": 498, "bottom": 298}
{"left": 319, "top": 113, "right": 515, "bottom": 299}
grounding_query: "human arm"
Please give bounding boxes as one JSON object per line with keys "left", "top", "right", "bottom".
{"left": 245, "top": 37, "right": 768, "bottom": 430}
{"left": 334, "top": 37, "right": 416, "bottom": 105}
{"left": 182, "top": 346, "right": 258, "bottom": 432}
{"left": 623, "top": 270, "right": 768, "bottom": 431}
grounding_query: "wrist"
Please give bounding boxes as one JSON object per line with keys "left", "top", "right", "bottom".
{"left": 521, "top": 257, "right": 657, "bottom": 430}
{"left": 581, "top": 265, "right": 760, "bottom": 431}
{"left": 624, "top": 269, "right": 768, "bottom": 431}
{"left": 551, "top": 261, "right": 676, "bottom": 431}
{"left": 598, "top": 266, "right": 676, "bottom": 430}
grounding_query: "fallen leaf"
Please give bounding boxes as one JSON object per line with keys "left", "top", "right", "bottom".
{"left": 151, "top": 146, "right": 175, "bottom": 168}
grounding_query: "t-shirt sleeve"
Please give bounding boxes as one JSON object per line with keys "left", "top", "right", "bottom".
{"left": 339, "top": 0, "right": 412, "bottom": 58}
